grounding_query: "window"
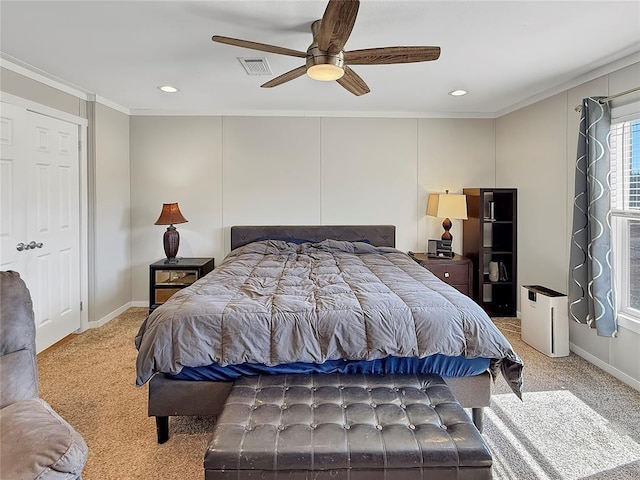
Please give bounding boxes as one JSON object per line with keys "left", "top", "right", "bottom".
{"left": 611, "top": 108, "right": 640, "bottom": 330}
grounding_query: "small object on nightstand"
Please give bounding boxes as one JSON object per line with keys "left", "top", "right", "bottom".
{"left": 149, "top": 257, "right": 214, "bottom": 313}
{"left": 427, "top": 239, "right": 453, "bottom": 258}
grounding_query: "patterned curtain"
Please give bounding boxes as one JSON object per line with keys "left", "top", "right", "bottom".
{"left": 569, "top": 97, "right": 617, "bottom": 337}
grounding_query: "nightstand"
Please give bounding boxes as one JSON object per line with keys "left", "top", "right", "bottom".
{"left": 149, "top": 257, "right": 214, "bottom": 313}
{"left": 410, "top": 253, "right": 473, "bottom": 297}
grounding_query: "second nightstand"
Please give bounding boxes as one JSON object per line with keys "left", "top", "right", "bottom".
{"left": 149, "top": 257, "right": 214, "bottom": 313}
{"left": 410, "top": 253, "right": 473, "bottom": 297}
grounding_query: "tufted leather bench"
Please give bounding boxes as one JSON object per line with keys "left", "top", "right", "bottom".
{"left": 204, "top": 373, "right": 492, "bottom": 479}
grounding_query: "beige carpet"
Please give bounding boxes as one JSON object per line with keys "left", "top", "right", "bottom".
{"left": 36, "top": 309, "right": 640, "bottom": 480}
{"left": 488, "top": 320, "right": 640, "bottom": 479}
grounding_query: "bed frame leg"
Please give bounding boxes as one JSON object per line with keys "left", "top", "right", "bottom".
{"left": 156, "top": 416, "right": 169, "bottom": 444}
{"left": 472, "top": 407, "right": 484, "bottom": 432}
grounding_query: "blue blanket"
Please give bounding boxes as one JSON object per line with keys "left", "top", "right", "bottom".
{"left": 169, "top": 354, "right": 490, "bottom": 381}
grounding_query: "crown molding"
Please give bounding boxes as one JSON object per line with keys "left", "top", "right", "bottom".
{"left": 94, "top": 95, "right": 130, "bottom": 115}
{"left": 128, "top": 108, "right": 495, "bottom": 119}
{"left": 495, "top": 49, "right": 640, "bottom": 118}
{"left": 1, "top": 54, "right": 130, "bottom": 115}
{"left": 1, "top": 54, "right": 91, "bottom": 100}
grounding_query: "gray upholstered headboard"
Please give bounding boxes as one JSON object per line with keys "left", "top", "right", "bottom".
{"left": 231, "top": 225, "right": 396, "bottom": 250}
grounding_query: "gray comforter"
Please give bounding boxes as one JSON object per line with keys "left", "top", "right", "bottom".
{"left": 135, "top": 240, "right": 523, "bottom": 396}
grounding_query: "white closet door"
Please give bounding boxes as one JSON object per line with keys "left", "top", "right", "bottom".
{"left": 0, "top": 103, "right": 27, "bottom": 274}
{"left": 27, "top": 111, "right": 81, "bottom": 352}
{"left": 1, "top": 102, "right": 81, "bottom": 352}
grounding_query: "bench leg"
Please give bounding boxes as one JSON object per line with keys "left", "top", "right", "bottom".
{"left": 156, "top": 416, "right": 169, "bottom": 444}
{"left": 472, "top": 407, "right": 484, "bottom": 432}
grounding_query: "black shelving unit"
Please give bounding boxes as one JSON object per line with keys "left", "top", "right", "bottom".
{"left": 463, "top": 188, "right": 517, "bottom": 317}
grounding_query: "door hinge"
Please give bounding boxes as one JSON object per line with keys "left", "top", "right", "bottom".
{"left": 78, "top": 139, "right": 82, "bottom": 151}
{"left": 80, "top": 301, "right": 83, "bottom": 311}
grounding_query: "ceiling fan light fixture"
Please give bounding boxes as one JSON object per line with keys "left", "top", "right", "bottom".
{"left": 307, "top": 63, "right": 345, "bottom": 81}
{"left": 305, "top": 45, "right": 345, "bottom": 81}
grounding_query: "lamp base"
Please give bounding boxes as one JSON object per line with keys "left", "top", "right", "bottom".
{"left": 441, "top": 217, "right": 453, "bottom": 241}
{"left": 163, "top": 225, "right": 180, "bottom": 263}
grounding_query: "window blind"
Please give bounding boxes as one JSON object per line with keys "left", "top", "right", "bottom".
{"left": 610, "top": 117, "right": 640, "bottom": 215}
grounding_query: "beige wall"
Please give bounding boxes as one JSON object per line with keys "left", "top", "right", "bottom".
{"left": 129, "top": 116, "right": 496, "bottom": 301}
{"left": 496, "top": 93, "right": 569, "bottom": 295}
{"left": 93, "top": 103, "right": 131, "bottom": 322}
{"left": 223, "top": 116, "right": 322, "bottom": 239}
{"left": 322, "top": 118, "right": 420, "bottom": 249}
{"left": 130, "top": 116, "right": 224, "bottom": 302}
{"left": 418, "top": 119, "right": 496, "bottom": 254}
{"left": 495, "top": 61, "right": 640, "bottom": 387}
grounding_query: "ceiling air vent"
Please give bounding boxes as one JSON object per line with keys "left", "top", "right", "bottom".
{"left": 238, "top": 57, "right": 272, "bottom": 76}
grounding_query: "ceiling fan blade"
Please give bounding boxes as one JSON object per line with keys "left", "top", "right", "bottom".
{"left": 261, "top": 66, "right": 307, "bottom": 88}
{"left": 336, "top": 66, "right": 370, "bottom": 96}
{"left": 212, "top": 35, "right": 306, "bottom": 58}
{"left": 317, "top": 0, "right": 360, "bottom": 54}
{"left": 345, "top": 46, "right": 441, "bottom": 65}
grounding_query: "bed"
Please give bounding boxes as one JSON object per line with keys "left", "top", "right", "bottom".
{"left": 135, "top": 225, "right": 523, "bottom": 443}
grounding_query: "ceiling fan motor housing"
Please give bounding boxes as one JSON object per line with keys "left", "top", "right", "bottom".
{"left": 306, "top": 44, "right": 345, "bottom": 80}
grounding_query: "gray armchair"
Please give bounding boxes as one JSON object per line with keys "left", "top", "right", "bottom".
{"left": 0, "top": 271, "right": 88, "bottom": 479}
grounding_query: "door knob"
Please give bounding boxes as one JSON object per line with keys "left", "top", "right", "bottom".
{"left": 17, "top": 241, "right": 44, "bottom": 251}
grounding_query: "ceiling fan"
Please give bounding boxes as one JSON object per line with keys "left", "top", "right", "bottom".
{"left": 211, "top": 0, "right": 441, "bottom": 96}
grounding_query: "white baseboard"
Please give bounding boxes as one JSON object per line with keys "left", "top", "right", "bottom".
{"left": 87, "top": 302, "right": 148, "bottom": 329}
{"left": 569, "top": 342, "right": 640, "bottom": 392}
{"left": 130, "top": 301, "right": 149, "bottom": 308}
{"left": 86, "top": 303, "right": 133, "bottom": 329}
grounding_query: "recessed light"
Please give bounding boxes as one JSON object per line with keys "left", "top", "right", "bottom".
{"left": 158, "top": 85, "right": 179, "bottom": 93}
{"left": 448, "top": 89, "right": 468, "bottom": 96}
